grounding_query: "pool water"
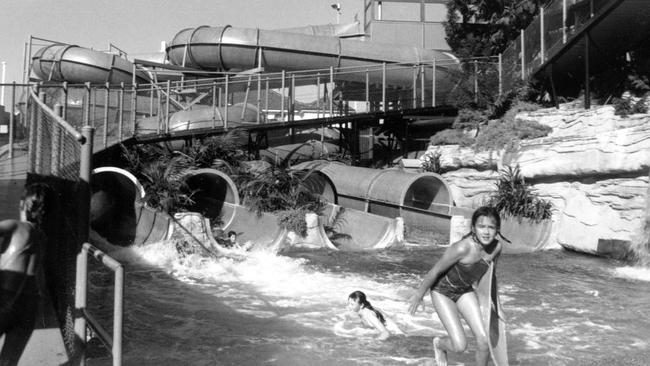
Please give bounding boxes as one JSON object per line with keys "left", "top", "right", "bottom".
{"left": 86, "top": 243, "right": 650, "bottom": 365}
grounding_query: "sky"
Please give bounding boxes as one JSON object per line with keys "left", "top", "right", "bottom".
{"left": 0, "top": 0, "right": 364, "bottom": 84}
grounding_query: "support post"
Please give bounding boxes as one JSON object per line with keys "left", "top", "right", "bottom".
{"left": 131, "top": 83, "right": 137, "bottom": 136}
{"left": 584, "top": 33, "right": 590, "bottom": 110}
{"left": 8, "top": 82, "right": 15, "bottom": 159}
{"left": 563, "top": 0, "right": 567, "bottom": 43}
{"left": 51, "top": 104, "right": 62, "bottom": 175}
{"left": 224, "top": 75, "right": 229, "bottom": 130}
{"left": 540, "top": 7, "right": 545, "bottom": 63}
{"left": 498, "top": 54, "right": 503, "bottom": 97}
{"left": 35, "top": 91, "right": 46, "bottom": 173}
{"left": 329, "top": 67, "right": 334, "bottom": 117}
{"left": 164, "top": 80, "right": 170, "bottom": 134}
{"left": 521, "top": 29, "right": 525, "bottom": 80}
{"left": 382, "top": 62, "right": 386, "bottom": 112}
{"left": 432, "top": 58, "right": 436, "bottom": 107}
{"left": 103, "top": 82, "right": 109, "bottom": 148}
{"left": 281, "top": 70, "right": 286, "bottom": 121}
{"left": 212, "top": 81, "right": 217, "bottom": 129}
{"left": 118, "top": 83, "right": 124, "bottom": 141}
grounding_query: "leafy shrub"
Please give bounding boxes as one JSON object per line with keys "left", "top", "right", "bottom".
{"left": 421, "top": 150, "right": 442, "bottom": 173}
{"left": 613, "top": 97, "right": 633, "bottom": 117}
{"left": 276, "top": 208, "right": 311, "bottom": 237}
{"left": 452, "top": 108, "right": 488, "bottom": 131}
{"left": 487, "top": 165, "right": 552, "bottom": 222}
{"left": 430, "top": 129, "right": 475, "bottom": 146}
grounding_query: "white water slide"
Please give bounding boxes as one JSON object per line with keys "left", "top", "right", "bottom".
{"left": 32, "top": 24, "right": 459, "bottom": 90}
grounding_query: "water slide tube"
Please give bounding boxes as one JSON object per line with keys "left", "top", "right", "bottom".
{"left": 31, "top": 44, "right": 150, "bottom": 84}
{"left": 292, "top": 160, "right": 455, "bottom": 237}
{"left": 166, "top": 25, "right": 459, "bottom": 90}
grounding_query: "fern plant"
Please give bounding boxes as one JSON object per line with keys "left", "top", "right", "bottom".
{"left": 487, "top": 165, "right": 552, "bottom": 222}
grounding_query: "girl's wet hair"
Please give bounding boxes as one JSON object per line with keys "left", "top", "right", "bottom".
{"left": 21, "top": 183, "right": 51, "bottom": 227}
{"left": 348, "top": 290, "right": 386, "bottom": 325}
{"left": 462, "top": 206, "right": 511, "bottom": 243}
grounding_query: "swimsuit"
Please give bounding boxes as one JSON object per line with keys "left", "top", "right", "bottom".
{"left": 0, "top": 271, "right": 38, "bottom": 334}
{"left": 431, "top": 258, "right": 490, "bottom": 302}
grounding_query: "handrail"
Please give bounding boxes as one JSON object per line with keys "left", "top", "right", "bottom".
{"left": 75, "top": 242, "right": 124, "bottom": 366}
{"left": 28, "top": 88, "right": 84, "bottom": 142}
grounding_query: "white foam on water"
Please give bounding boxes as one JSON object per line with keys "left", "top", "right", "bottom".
{"left": 612, "top": 265, "right": 650, "bottom": 281}
{"left": 119, "top": 241, "right": 439, "bottom": 336}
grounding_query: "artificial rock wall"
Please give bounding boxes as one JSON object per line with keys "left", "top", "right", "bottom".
{"left": 422, "top": 102, "right": 650, "bottom": 256}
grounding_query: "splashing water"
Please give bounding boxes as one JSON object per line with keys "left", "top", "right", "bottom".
{"left": 86, "top": 242, "right": 650, "bottom": 366}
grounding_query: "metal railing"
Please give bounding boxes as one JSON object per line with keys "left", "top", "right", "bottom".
{"left": 502, "top": 0, "right": 617, "bottom": 91}
{"left": 75, "top": 243, "right": 124, "bottom": 366}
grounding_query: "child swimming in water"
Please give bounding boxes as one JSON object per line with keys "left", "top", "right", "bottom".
{"left": 347, "top": 290, "right": 404, "bottom": 341}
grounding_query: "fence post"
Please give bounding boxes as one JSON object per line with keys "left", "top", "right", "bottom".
{"left": 35, "top": 91, "right": 46, "bottom": 174}
{"left": 74, "top": 245, "right": 89, "bottom": 366}
{"left": 103, "top": 82, "right": 109, "bottom": 148}
{"left": 520, "top": 29, "right": 525, "bottom": 80}
{"left": 474, "top": 60, "right": 479, "bottom": 104}
{"left": 329, "top": 67, "right": 334, "bottom": 117}
{"left": 113, "top": 266, "right": 124, "bottom": 366}
{"left": 281, "top": 71, "right": 285, "bottom": 121}
{"left": 212, "top": 81, "right": 217, "bottom": 129}
{"left": 224, "top": 75, "right": 229, "bottom": 130}
{"left": 131, "top": 83, "right": 137, "bottom": 136}
{"left": 563, "top": 0, "right": 567, "bottom": 44}
{"left": 365, "top": 69, "right": 370, "bottom": 112}
{"left": 51, "top": 104, "right": 62, "bottom": 176}
{"left": 164, "top": 80, "right": 170, "bottom": 134}
{"left": 8, "top": 82, "right": 15, "bottom": 159}
{"left": 382, "top": 62, "right": 386, "bottom": 112}
{"left": 540, "top": 6, "right": 545, "bottom": 64}
{"left": 28, "top": 87, "right": 37, "bottom": 173}
{"left": 432, "top": 58, "right": 436, "bottom": 107}
{"left": 498, "top": 54, "right": 503, "bottom": 97}
{"left": 412, "top": 66, "right": 417, "bottom": 109}
{"left": 118, "top": 83, "right": 124, "bottom": 141}
{"left": 420, "top": 64, "right": 425, "bottom": 108}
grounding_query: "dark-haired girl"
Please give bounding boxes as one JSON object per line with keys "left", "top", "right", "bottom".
{"left": 407, "top": 206, "right": 506, "bottom": 366}
{"left": 347, "top": 290, "right": 403, "bottom": 340}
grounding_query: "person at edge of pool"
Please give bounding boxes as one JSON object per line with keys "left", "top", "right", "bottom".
{"left": 347, "top": 290, "right": 405, "bottom": 341}
{"left": 407, "top": 206, "right": 505, "bottom": 366}
{"left": 0, "top": 183, "right": 51, "bottom": 365}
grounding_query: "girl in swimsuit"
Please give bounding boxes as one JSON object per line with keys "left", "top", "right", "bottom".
{"left": 347, "top": 291, "right": 404, "bottom": 340}
{"left": 407, "top": 206, "right": 503, "bottom": 366}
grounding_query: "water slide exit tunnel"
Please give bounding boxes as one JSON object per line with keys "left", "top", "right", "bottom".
{"left": 293, "top": 160, "right": 455, "bottom": 236}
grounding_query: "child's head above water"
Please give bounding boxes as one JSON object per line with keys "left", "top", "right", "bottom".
{"left": 347, "top": 290, "right": 385, "bottom": 325}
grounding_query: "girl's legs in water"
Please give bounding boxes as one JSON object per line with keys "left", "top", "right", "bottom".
{"left": 431, "top": 291, "right": 490, "bottom": 366}
{"left": 430, "top": 292, "right": 467, "bottom": 354}
{"left": 456, "top": 292, "right": 490, "bottom": 366}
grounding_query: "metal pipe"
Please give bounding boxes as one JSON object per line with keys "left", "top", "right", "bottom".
{"left": 474, "top": 60, "right": 478, "bottom": 104}
{"left": 62, "top": 82, "right": 68, "bottom": 120}
{"left": 257, "top": 73, "right": 261, "bottom": 124}
{"left": 131, "top": 83, "right": 137, "bottom": 136}
{"left": 382, "top": 62, "right": 386, "bottom": 112}
{"left": 74, "top": 245, "right": 89, "bottom": 366}
{"left": 118, "top": 83, "right": 124, "bottom": 141}
{"left": 498, "top": 54, "right": 503, "bottom": 97}
{"left": 28, "top": 87, "right": 37, "bottom": 172}
{"left": 365, "top": 68, "right": 369, "bottom": 112}
{"left": 539, "top": 6, "right": 546, "bottom": 65}
{"left": 165, "top": 80, "right": 170, "bottom": 134}
{"left": 412, "top": 66, "right": 417, "bottom": 109}
{"left": 51, "top": 104, "right": 62, "bottom": 175}
{"left": 281, "top": 70, "right": 286, "bottom": 121}
{"left": 8, "top": 82, "right": 15, "bottom": 159}
{"left": 224, "top": 75, "right": 229, "bottom": 130}
{"left": 521, "top": 29, "right": 525, "bottom": 80}
{"left": 563, "top": 0, "right": 567, "bottom": 43}
{"left": 420, "top": 64, "right": 425, "bottom": 108}
{"left": 290, "top": 73, "right": 295, "bottom": 122}
{"left": 265, "top": 77, "right": 269, "bottom": 121}
{"left": 317, "top": 75, "right": 321, "bottom": 119}
{"left": 149, "top": 85, "right": 154, "bottom": 117}
{"left": 35, "top": 91, "right": 45, "bottom": 173}
{"left": 432, "top": 58, "right": 436, "bottom": 107}
{"left": 103, "top": 82, "right": 109, "bottom": 148}
{"left": 329, "top": 67, "right": 334, "bottom": 117}
{"left": 212, "top": 81, "right": 217, "bottom": 128}
{"left": 113, "top": 266, "right": 124, "bottom": 366}
{"left": 242, "top": 74, "right": 252, "bottom": 120}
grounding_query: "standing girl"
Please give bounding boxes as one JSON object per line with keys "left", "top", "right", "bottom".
{"left": 407, "top": 206, "right": 507, "bottom": 366}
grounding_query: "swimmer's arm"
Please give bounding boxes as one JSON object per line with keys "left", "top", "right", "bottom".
{"left": 361, "top": 309, "right": 390, "bottom": 341}
{"left": 0, "top": 220, "right": 18, "bottom": 252}
{"left": 408, "top": 242, "right": 469, "bottom": 315}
